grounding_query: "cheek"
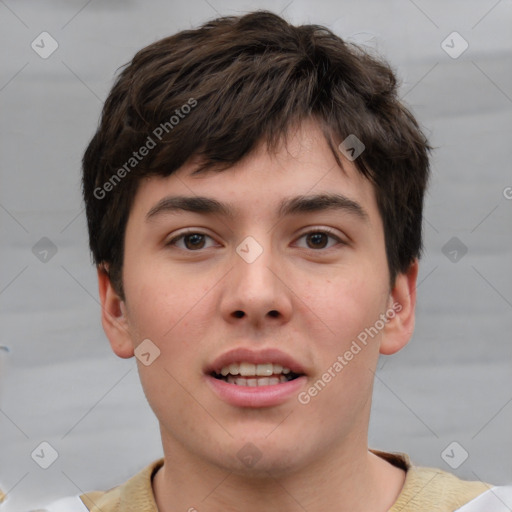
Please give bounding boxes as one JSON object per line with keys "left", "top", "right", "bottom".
{"left": 123, "top": 262, "right": 220, "bottom": 407}
{"left": 299, "top": 270, "right": 389, "bottom": 411}
{"left": 123, "top": 259, "right": 209, "bottom": 342}
{"left": 126, "top": 268, "right": 213, "bottom": 422}
{"left": 296, "top": 274, "right": 386, "bottom": 429}
{"left": 303, "top": 270, "right": 389, "bottom": 351}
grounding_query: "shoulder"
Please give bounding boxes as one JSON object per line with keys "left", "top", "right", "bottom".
{"left": 40, "top": 459, "right": 164, "bottom": 512}
{"left": 34, "top": 494, "right": 90, "bottom": 512}
{"left": 455, "top": 484, "right": 512, "bottom": 512}
{"left": 384, "top": 451, "right": 511, "bottom": 512}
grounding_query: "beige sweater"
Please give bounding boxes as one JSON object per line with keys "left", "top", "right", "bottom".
{"left": 80, "top": 451, "right": 490, "bottom": 512}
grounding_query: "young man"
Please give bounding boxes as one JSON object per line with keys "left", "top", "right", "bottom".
{"left": 42, "top": 10, "right": 510, "bottom": 512}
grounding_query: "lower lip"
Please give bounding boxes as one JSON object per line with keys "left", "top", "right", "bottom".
{"left": 205, "top": 374, "right": 307, "bottom": 408}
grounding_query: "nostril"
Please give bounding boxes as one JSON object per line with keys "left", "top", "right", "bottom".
{"left": 268, "top": 310, "right": 279, "bottom": 318}
{"left": 233, "top": 310, "right": 244, "bottom": 318}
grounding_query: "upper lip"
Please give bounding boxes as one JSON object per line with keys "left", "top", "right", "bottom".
{"left": 206, "top": 347, "right": 307, "bottom": 376}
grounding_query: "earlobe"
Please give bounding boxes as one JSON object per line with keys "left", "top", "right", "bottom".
{"left": 97, "top": 266, "right": 134, "bottom": 359}
{"left": 379, "top": 259, "right": 419, "bottom": 356}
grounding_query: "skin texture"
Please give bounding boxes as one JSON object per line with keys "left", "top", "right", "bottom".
{"left": 98, "top": 119, "right": 418, "bottom": 512}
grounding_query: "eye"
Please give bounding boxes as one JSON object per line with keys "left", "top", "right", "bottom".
{"left": 166, "top": 231, "right": 218, "bottom": 251}
{"left": 295, "top": 229, "right": 345, "bottom": 250}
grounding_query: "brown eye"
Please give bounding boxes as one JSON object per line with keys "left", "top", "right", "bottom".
{"left": 306, "top": 232, "right": 329, "bottom": 249}
{"left": 183, "top": 234, "right": 206, "bottom": 250}
{"left": 295, "top": 229, "right": 343, "bottom": 251}
{"left": 166, "top": 231, "right": 217, "bottom": 251}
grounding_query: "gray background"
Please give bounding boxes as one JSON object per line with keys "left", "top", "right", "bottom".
{"left": 0, "top": 0, "right": 511, "bottom": 510}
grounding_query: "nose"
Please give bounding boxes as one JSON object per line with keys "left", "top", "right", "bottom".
{"left": 219, "top": 236, "right": 293, "bottom": 328}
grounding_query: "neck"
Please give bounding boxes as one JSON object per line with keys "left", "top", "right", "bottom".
{"left": 153, "top": 435, "right": 405, "bottom": 512}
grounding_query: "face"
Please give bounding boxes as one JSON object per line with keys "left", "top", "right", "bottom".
{"left": 99, "top": 119, "right": 417, "bottom": 476}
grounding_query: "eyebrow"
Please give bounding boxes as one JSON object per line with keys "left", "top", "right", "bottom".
{"left": 146, "top": 193, "right": 369, "bottom": 222}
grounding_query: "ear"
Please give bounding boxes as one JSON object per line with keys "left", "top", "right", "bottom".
{"left": 97, "top": 266, "right": 134, "bottom": 359}
{"left": 379, "top": 259, "right": 419, "bottom": 355}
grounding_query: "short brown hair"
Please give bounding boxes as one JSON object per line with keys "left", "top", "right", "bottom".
{"left": 82, "top": 10, "right": 430, "bottom": 299}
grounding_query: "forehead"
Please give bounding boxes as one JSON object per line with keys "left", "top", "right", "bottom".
{"left": 130, "top": 119, "right": 380, "bottom": 227}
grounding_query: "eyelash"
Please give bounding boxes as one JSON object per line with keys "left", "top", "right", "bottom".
{"left": 166, "top": 228, "right": 346, "bottom": 251}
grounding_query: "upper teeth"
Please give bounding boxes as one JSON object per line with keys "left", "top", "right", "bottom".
{"left": 219, "top": 362, "right": 292, "bottom": 377}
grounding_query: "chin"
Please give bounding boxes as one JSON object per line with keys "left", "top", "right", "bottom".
{"left": 209, "top": 436, "right": 311, "bottom": 478}
{"left": 230, "top": 453, "right": 304, "bottom": 479}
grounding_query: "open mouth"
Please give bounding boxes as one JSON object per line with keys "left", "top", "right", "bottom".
{"left": 211, "top": 362, "right": 303, "bottom": 386}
